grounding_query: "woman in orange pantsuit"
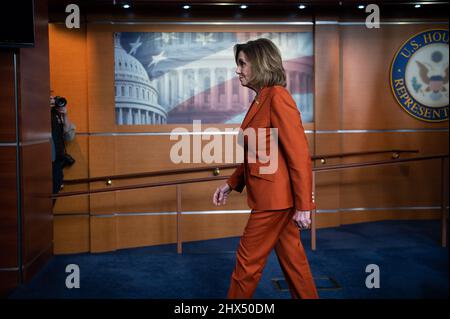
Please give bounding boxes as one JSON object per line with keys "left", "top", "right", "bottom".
{"left": 212, "top": 38, "right": 318, "bottom": 299}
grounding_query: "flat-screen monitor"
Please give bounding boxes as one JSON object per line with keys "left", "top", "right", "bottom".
{"left": 0, "top": 1, "right": 35, "bottom": 48}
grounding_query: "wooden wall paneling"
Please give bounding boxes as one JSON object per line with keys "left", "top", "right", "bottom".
{"left": 19, "top": 0, "right": 51, "bottom": 143}
{"left": 116, "top": 214, "right": 177, "bottom": 249}
{"left": 340, "top": 160, "right": 442, "bottom": 207}
{"left": 0, "top": 50, "right": 19, "bottom": 289}
{"left": 86, "top": 135, "right": 317, "bottom": 213}
{"left": 340, "top": 132, "right": 449, "bottom": 159}
{"left": 88, "top": 135, "right": 224, "bottom": 213}
{"left": 340, "top": 209, "right": 441, "bottom": 225}
{"left": 108, "top": 134, "right": 316, "bottom": 177}
{"left": 0, "top": 148, "right": 18, "bottom": 267}
{"left": 88, "top": 174, "right": 245, "bottom": 214}
{"left": 88, "top": 175, "right": 246, "bottom": 215}
{"left": 113, "top": 135, "right": 178, "bottom": 174}
{"left": 314, "top": 18, "right": 343, "bottom": 229}
{"left": 53, "top": 184, "right": 90, "bottom": 215}
{"left": 114, "top": 185, "right": 177, "bottom": 213}
{"left": 86, "top": 26, "right": 115, "bottom": 133}
{"left": 21, "top": 143, "right": 53, "bottom": 280}
{"left": 17, "top": 0, "right": 53, "bottom": 284}
{"left": 89, "top": 180, "right": 244, "bottom": 215}
{"left": 87, "top": 132, "right": 315, "bottom": 212}
{"left": 340, "top": 132, "right": 448, "bottom": 222}
{"left": 53, "top": 215, "right": 90, "bottom": 254}
{"left": 63, "top": 130, "right": 90, "bottom": 180}
{"left": 113, "top": 213, "right": 249, "bottom": 251}
{"left": 49, "top": 24, "right": 89, "bottom": 133}
{"left": 89, "top": 191, "right": 117, "bottom": 216}
{"left": 88, "top": 135, "right": 116, "bottom": 177}
{"left": 90, "top": 215, "right": 117, "bottom": 252}
{"left": 314, "top": 133, "right": 342, "bottom": 228}
{"left": 0, "top": 148, "right": 18, "bottom": 292}
{"left": 179, "top": 180, "right": 248, "bottom": 212}
{"left": 181, "top": 213, "right": 250, "bottom": 243}
{"left": 0, "top": 18, "right": 19, "bottom": 299}
{"left": 314, "top": 23, "right": 341, "bottom": 131}
{"left": 0, "top": 51, "right": 16, "bottom": 142}
{"left": 88, "top": 135, "right": 116, "bottom": 214}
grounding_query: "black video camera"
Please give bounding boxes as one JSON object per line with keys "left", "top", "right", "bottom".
{"left": 53, "top": 96, "right": 67, "bottom": 108}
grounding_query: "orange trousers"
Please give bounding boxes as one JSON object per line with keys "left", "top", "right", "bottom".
{"left": 227, "top": 208, "right": 319, "bottom": 299}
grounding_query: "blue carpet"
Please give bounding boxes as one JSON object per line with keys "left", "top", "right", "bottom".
{"left": 9, "top": 220, "right": 449, "bottom": 299}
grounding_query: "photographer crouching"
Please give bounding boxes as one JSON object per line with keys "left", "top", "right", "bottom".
{"left": 50, "top": 95, "right": 76, "bottom": 197}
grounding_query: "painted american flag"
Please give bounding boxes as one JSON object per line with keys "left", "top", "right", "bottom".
{"left": 115, "top": 32, "right": 313, "bottom": 125}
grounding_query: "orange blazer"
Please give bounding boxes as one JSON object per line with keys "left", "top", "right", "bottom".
{"left": 227, "top": 85, "right": 315, "bottom": 212}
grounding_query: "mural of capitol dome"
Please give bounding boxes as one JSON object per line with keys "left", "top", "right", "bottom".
{"left": 114, "top": 33, "right": 167, "bottom": 125}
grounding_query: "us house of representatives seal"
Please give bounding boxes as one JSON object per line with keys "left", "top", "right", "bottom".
{"left": 390, "top": 29, "right": 449, "bottom": 122}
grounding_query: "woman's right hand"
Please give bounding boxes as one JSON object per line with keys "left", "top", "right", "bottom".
{"left": 213, "top": 183, "right": 232, "bottom": 206}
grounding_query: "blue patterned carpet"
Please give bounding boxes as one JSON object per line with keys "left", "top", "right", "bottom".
{"left": 9, "top": 220, "right": 449, "bottom": 299}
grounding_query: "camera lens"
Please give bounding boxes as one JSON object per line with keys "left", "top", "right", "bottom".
{"left": 54, "top": 96, "right": 67, "bottom": 108}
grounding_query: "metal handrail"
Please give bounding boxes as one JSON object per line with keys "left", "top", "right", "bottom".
{"left": 53, "top": 153, "right": 441, "bottom": 198}
{"left": 62, "top": 149, "right": 419, "bottom": 185}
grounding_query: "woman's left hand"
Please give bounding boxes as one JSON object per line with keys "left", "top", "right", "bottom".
{"left": 293, "top": 210, "right": 311, "bottom": 229}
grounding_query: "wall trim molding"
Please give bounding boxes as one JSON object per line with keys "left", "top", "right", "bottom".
{"left": 54, "top": 206, "right": 448, "bottom": 218}
{"left": 51, "top": 21, "right": 449, "bottom": 26}
{"left": 315, "top": 129, "right": 449, "bottom": 134}
{"left": 0, "top": 267, "right": 19, "bottom": 272}
{"left": 317, "top": 21, "right": 448, "bottom": 25}
{"left": 75, "top": 128, "right": 449, "bottom": 137}
{"left": 319, "top": 206, "right": 448, "bottom": 213}
{"left": 20, "top": 138, "right": 52, "bottom": 147}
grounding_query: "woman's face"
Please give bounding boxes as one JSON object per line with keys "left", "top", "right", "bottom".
{"left": 236, "top": 51, "right": 252, "bottom": 88}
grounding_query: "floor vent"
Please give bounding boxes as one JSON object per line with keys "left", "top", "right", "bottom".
{"left": 272, "top": 276, "right": 341, "bottom": 291}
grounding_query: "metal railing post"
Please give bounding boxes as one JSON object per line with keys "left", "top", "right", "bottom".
{"left": 176, "top": 184, "right": 182, "bottom": 254}
{"left": 311, "top": 171, "right": 316, "bottom": 251}
{"left": 441, "top": 158, "right": 447, "bottom": 248}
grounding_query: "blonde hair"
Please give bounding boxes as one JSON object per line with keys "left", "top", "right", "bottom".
{"left": 234, "top": 38, "right": 286, "bottom": 88}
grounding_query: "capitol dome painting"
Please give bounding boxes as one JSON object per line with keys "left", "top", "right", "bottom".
{"left": 114, "top": 33, "right": 167, "bottom": 125}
